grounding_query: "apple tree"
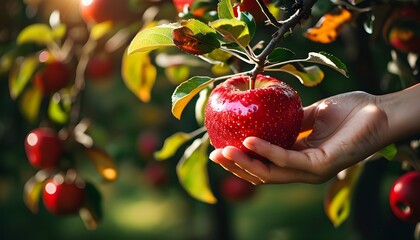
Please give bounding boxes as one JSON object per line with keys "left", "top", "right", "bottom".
{"left": 126, "top": 0, "right": 420, "bottom": 237}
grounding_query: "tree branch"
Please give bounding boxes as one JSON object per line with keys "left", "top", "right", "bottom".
{"left": 251, "top": 0, "right": 318, "bottom": 80}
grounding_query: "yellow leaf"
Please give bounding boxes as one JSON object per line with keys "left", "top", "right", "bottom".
{"left": 121, "top": 48, "right": 157, "bottom": 102}
{"left": 17, "top": 24, "right": 54, "bottom": 45}
{"left": 90, "top": 21, "right": 114, "bottom": 40}
{"left": 154, "top": 132, "right": 193, "bottom": 160}
{"left": 324, "top": 163, "right": 363, "bottom": 227}
{"left": 279, "top": 64, "right": 324, "bottom": 87}
{"left": 19, "top": 86, "right": 42, "bottom": 123}
{"left": 85, "top": 146, "right": 118, "bottom": 181}
{"left": 177, "top": 134, "right": 217, "bottom": 204}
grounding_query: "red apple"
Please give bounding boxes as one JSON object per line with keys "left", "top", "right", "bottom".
{"left": 204, "top": 74, "right": 303, "bottom": 161}
{"left": 43, "top": 172, "right": 86, "bottom": 215}
{"left": 24, "top": 128, "right": 63, "bottom": 169}
{"left": 33, "top": 60, "right": 72, "bottom": 95}
{"left": 143, "top": 162, "right": 168, "bottom": 187}
{"left": 221, "top": 174, "right": 255, "bottom": 202}
{"left": 137, "top": 130, "right": 160, "bottom": 160}
{"left": 86, "top": 53, "right": 115, "bottom": 81}
{"left": 79, "top": 0, "right": 135, "bottom": 24}
{"left": 384, "top": 6, "right": 420, "bottom": 54}
{"left": 234, "top": 0, "right": 270, "bottom": 23}
{"left": 389, "top": 171, "right": 420, "bottom": 223}
{"left": 173, "top": 0, "right": 195, "bottom": 12}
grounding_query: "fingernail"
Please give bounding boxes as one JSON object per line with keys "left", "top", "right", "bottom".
{"left": 243, "top": 137, "right": 257, "bottom": 151}
{"left": 209, "top": 150, "right": 218, "bottom": 163}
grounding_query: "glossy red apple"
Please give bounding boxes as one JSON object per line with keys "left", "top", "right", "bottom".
{"left": 204, "top": 74, "right": 303, "bottom": 161}
{"left": 33, "top": 60, "right": 72, "bottom": 95}
{"left": 43, "top": 172, "right": 86, "bottom": 215}
{"left": 221, "top": 174, "right": 255, "bottom": 202}
{"left": 24, "top": 128, "right": 63, "bottom": 169}
{"left": 79, "top": 0, "right": 135, "bottom": 24}
{"left": 389, "top": 171, "right": 420, "bottom": 223}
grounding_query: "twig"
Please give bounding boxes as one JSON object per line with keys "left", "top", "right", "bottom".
{"left": 251, "top": 0, "right": 318, "bottom": 80}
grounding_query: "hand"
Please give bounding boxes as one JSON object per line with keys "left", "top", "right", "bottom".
{"left": 209, "top": 91, "right": 390, "bottom": 185}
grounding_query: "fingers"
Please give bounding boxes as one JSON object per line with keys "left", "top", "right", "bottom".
{"left": 243, "top": 137, "right": 321, "bottom": 173}
{"left": 209, "top": 148, "right": 264, "bottom": 185}
{"left": 301, "top": 102, "right": 319, "bottom": 132}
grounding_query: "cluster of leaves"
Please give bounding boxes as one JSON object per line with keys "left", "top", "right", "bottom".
{"left": 125, "top": 0, "right": 349, "bottom": 205}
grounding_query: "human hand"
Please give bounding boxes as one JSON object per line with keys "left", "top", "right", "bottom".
{"left": 209, "top": 91, "right": 390, "bottom": 185}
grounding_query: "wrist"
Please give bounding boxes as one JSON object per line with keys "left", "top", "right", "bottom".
{"left": 379, "top": 84, "right": 420, "bottom": 143}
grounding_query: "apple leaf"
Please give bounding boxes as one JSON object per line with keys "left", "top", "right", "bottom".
{"left": 195, "top": 87, "right": 211, "bottom": 126}
{"left": 238, "top": 12, "right": 256, "bottom": 40}
{"left": 23, "top": 169, "right": 53, "bottom": 213}
{"left": 165, "top": 66, "right": 190, "bottom": 84}
{"left": 325, "top": 163, "right": 363, "bottom": 227}
{"left": 306, "top": 8, "right": 352, "bottom": 44}
{"left": 177, "top": 134, "right": 217, "bottom": 204}
{"left": 154, "top": 132, "right": 195, "bottom": 160}
{"left": 377, "top": 144, "right": 398, "bottom": 161}
{"left": 128, "top": 23, "right": 179, "bottom": 54}
{"left": 85, "top": 146, "right": 118, "bottom": 182}
{"left": 279, "top": 64, "right": 325, "bottom": 87}
{"left": 90, "top": 21, "right": 114, "bottom": 40}
{"left": 172, "top": 76, "right": 215, "bottom": 119}
{"left": 173, "top": 20, "right": 220, "bottom": 55}
{"left": 79, "top": 182, "right": 103, "bottom": 230}
{"left": 305, "top": 52, "right": 349, "bottom": 77}
{"left": 19, "top": 86, "right": 42, "bottom": 123}
{"left": 267, "top": 47, "right": 296, "bottom": 63}
{"left": 210, "top": 18, "right": 250, "bottom": 47}
{"left": 217, "top": 0, "right": 235, "bottom": 19}
{"left": 17, "top": 24, "right": 55, "bottom": 45}
{"left": 9, "top": 56, "right": 40, "bottom": 99}
{"left": 52, "top": 24, "right": 67, "bottom": 40}
{"left": 48, "top": 92, "right": 71, "bottom": 124}
{"left": 0, "top": 50, "right": 16, "bottom": 75}
{"left": 121, "top": 48, "right": 157, "bottom": 102}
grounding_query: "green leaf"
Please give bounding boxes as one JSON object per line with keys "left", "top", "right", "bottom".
{"left": 90, "top": 21, "right": 113, "bottom": 40}
{"left": 48, "top": 92, "right": 71, "bottom": 124}
{"left": 238, "top": 12, "right": 256, "bottom": 40}
{"left": 305, "top": 52, "right": 349, "bottom": 77}
{"left": 128, "top": 23, "right": 179, "bottom": 54}
{"left": 19, "top": 86, "right": 42, "bottom": 123}
{"left": 17, "top": 24, "right": 55, "bottom": 45}
{"left": 195, "top": 87, "right": 210, "bottom": 126}
{"left": 85, "top": 146, "right": 118, "bottom": 182}
{"left": 325, "top": 163, "right": 363, "bottom": 227}
{"left": 165, "top": 65, "right": 190, "bottom": 85}
{"left": 154, "top": 132, "right": 194, "bottom": 160}
{"left": 267, "top": 47, "right": 295, "bottom": 63}
{"left": 173, "top": 20, "right": 220, "bottom": 55}
{"left": 23, "top": 169, "right": 53, "bottom": 213}
{"left": 172, "top": 76, "right": 214, "bottom": 119}
{"left": 210, "top": 18, "right": 250, "bottom": 47}
{"left": 79, "top": 182, "right": 102, "bottom": 230}
{"left": 122, "top": 48, "right": 157, "bottom": 102}
{"left": 177, "top": 134, "right": 217, "bottom": 204}
{"left": 9, "top": 56, "right": 40, "bottom": 99}
{"left": 279, "top": 64, "right": 325, "bottom": 87}
{"left": 378, "top": 144, "right": 398, "bottom": 160}
{"left": 217, "top": 0, "right": 235, "bottom": 19}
